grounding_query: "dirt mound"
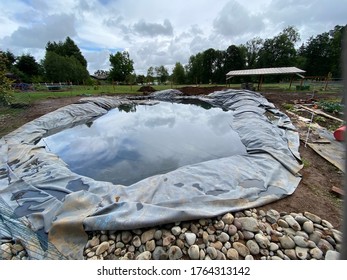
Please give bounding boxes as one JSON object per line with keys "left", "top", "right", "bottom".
{"left": 178, "top": 86, "right": 228, "bottom": 95}
{"left": 137, "top": 85, "right": 156, "bottom": 94}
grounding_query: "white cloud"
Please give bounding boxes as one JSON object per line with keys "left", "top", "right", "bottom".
{"left": 1, "top": 13, "right": 77, "bottom": 48}
{"left": 213, "top": 1, "right": 265, "bottom": 37}
{"left": 133, "top": 19, "right": 173, "bottom": 37}
{"left": 0, "top": 0, "right": 345, "bottom": 75}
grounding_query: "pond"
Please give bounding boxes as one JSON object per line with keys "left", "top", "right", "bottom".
{"left": 39, "top": 100, "right": 247, "bottom": 185}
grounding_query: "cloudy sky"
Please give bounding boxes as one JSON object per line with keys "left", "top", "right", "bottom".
{"left": 0, "top": 0, "right": 345, "bottom": 75}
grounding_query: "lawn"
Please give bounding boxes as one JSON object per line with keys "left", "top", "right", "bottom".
{"left": 4, "top": 81, "right": 343, "bottom": 107}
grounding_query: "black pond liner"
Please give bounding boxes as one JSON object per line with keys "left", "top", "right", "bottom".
{"left": 0, "top": 89, "right": 303, "bottom": 259}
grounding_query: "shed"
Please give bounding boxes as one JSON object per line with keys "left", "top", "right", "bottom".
{"left": 226, "top": 67, "right": 306, "bottom": 90}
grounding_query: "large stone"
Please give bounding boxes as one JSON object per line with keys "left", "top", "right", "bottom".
{"left": 141, "top": 229, "right": 156, "bottom": 243}
{"left": 325, "top": 250, "right": 340, "bottom": 260}
{"left": 95, "top": 241, "right": 110, "bottom": 256}
{"left": 237, "top": 217, "right": 259, "bottom": 232}
{"left": 232, "top": 242, "right": 250, "bottom": 258}
{"left": 188, "top": 245, "right": 200, "bottom": 260}
{"left": 279, "top": 236, "right": 295, "bottom": 249}
{"left": 185, "top": 232, "right": 197, "bottom": 245}
{"left": 246, "top": 240, "right": 260, "bottom": 255}
{"left": 136, "top": 251, "right": 151, "bottom": 260}
{"left": 284, "top": 215, "right": 301, "bottom": 231}
{"left": 121, "top": 231, "right": 133, "bottom": 244}
{"left": 132, "top": 236, "right": 142, "bottom": 248}
{"left": 302, "top": 220, "right": 314, "bottom": 234}
{"left": 309, "top": 247, "right": 323, "bottom": 259}
{"left": 222, "top": 213, "right": 234, "bottom": 224}
{"left": 295, "top": 246, "right": 308, "bottom": 260}
{"left": 266, "top": 209, "right": 280, "bottom": 224}
{"left": 168, "top": 246, "right": 183, "bottom": 260}
{"left": 255, "top": 233, "right": 270, "bottom": 249}
{"left": 152, "top": 247, "right": 168, "bottom": 260}
{"left": 206, "top": 246, "right": 218, "bottom": 259}
{"left": 0, "top": 243, "right": 12, "bottom": 260}
{"left": 304, "top": 211, "right": 322, "bottom": 224}
{"left": 217, "top": 232, "right": 229, "bottom": 243}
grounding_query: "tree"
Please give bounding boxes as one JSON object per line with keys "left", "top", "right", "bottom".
{"left": 257, "top": 26, "right": 300, "bottom": 68}
{"left": 186, "top": 53, "right": 203, "bottom": 84}
{"left": 243, "top": 37, "right": 263, "bottom": 68}
{"left": 201, "top": 48, "right": 218, "bottom": 84}
{"left": 172, "top": 62, "right": 185, "bottom": 84}
{"left": 211, "top": 50, "right": 226, "bottom": 84}
{"left": 300, "top": 33, "right": 332, "bottom": 76}
{"left": 2, "top": 50, "right": 16, "bottom": 70}
{"left": 43, "top": 37, "right": 89, "bottom": 83}
{"left": 155, "top": 65, "right": 169, "bottom": 84}
{"left": 46, "top": 37, "right": 87, "bottom": 67}
{"left": 146, "top": 66, "right": 154, "bottom": 84}
{"left": 109, "top": 51, "right": 134, "bottom": 83}
{"left": 125, "top": 73, "right": 136, "bottom": 85}
{"left": 329, "top": 25, "right": 345, "bottom": 77}
{"left": 223, "top": 45, "right": 246, "bottom": 74}
{"left": 15, "top": 54, "right": 41, "bottom": 82}
{"left": 94, "top": 70, "right": 109, "bottom": 76}
{"left": 300, "top": 25, "right": 346, "bottom": 77}
{"left": 136, "top": 74, "right": 146, "bottom": 84}
{"left": 0, "top": 51, "right": 14, "bottom": 105}
{"left": 43, "top": 51, "right": 89, "bottom": 83}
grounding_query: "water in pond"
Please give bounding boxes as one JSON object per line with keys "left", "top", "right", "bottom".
{"left": 39, "top": 101, "right": 247, "bottom": 185}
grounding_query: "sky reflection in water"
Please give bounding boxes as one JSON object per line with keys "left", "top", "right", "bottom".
{"left": 40, "top": 101, "right": 247, "bottom": 185}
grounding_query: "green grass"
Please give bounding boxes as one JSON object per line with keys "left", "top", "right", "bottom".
{"left": 10, "top": 81, "right": 343, "bottom": 105}
{"left": 12, "top": 83, "right": 230, "bottom": 104}
{"left": 302, "top": 158, "right": 311, "bottom": 167}
{"left": 13, "top": 84, "right": 140, "bottom": 104}
{"left": 282, "top": 103, "right": 295, "bottom": 111}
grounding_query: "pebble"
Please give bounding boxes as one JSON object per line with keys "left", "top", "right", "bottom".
{"left": 168, "top": 246, "right": 182, "bottom": 260}
{"left": 95, "top": 241, "right": 109, "bottom": 256}
{"left": 266, "top": 209, "right": 280, "bottom": 224}
{"left": 188, "top": 245, "right": 200, "bottom": 260}
{"left": 1, "top": 208, "right": 342, "bottom": 260}
{"left": 279, "top": 235, "right": 295, "bottom": 249}
{"left": 136, "top": 251, "right": 151, "bottom": 260}
{"left": 233, "top": 242, "right": 250, "bottom": 257}
{"left": 185, "top": 232, "right": 196, "bottom": 245}
{"left": 246, "top": 240, "right": 260, "bottom": 255}
{"left": 304, "top": 211, "right": 322, "bottom": 224}
{"left": 238, "top": 217, "right": 259, "bottom": 232}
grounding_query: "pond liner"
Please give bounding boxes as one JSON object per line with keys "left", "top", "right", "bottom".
{"left": 0, "top": 89, "right": 303, "bottom": 259}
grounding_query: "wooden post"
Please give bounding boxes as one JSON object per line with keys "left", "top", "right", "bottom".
{"left": 289, "top": 74, "right": 294, "bottom": 90}
{"left": 324, "top": 76, "right": 329, "bottom": 91}
{"left": 257, "top": 75, "right": 263, "bottom": 91}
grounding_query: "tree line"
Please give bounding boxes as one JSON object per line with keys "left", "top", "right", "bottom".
{"left": 108, "top": 25, "right": 345, "bottom": 85}
{"left": 0, "top": 24, "right": 345, "bottom": 87}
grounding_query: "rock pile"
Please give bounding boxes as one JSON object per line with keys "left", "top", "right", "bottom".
{"left": 0, "top": 208, "right": 342, "bottom": 260}
{"left": 0, "top": 242, "right": 28, "bottom": 260}
{"left": 83, "top": 208, "right": 342, "bottom": 260}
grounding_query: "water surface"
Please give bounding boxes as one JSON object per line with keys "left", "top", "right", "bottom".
{"left": 39, "top": 101, "right": 247, "bottom": 185}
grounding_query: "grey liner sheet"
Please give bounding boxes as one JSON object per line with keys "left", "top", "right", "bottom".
{"left": 0, "top": 89, "right": 303, "bottom": 259}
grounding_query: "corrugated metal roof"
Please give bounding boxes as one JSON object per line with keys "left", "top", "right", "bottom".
{"left": 226, "top": 67, "right": 305, "bottom": 76}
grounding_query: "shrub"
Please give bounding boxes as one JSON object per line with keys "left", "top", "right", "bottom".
{"left": 318, "top": 100, "right": 343, "bottom": 114}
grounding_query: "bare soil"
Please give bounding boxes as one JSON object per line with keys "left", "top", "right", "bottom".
{"left": 0, "top": 87, "right": 344, "bottom": 230}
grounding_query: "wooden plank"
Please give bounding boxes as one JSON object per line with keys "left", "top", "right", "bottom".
{"left": 299, "top": 105, "right": 344, "bottom": 123}
{"left": 331, "top": 186, "right": 344, "bottom": 196}
{"left": 307, "top": 142, "right": 345, "bottom": 173}
{"left": 310, "top": 139, "right": 331, "bottom": 144}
